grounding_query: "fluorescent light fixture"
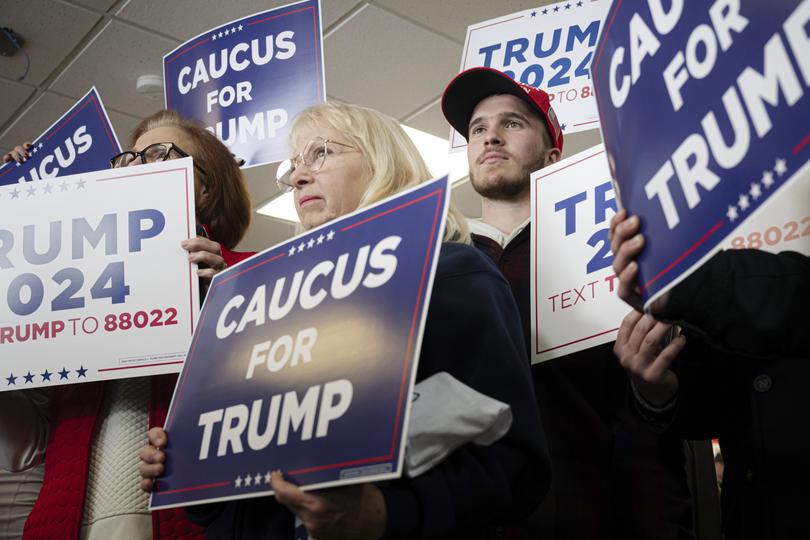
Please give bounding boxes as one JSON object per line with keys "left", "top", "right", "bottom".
{"left": 257, "top": 191, "right": 298, "bottom": 223}
{"left": 399, "top": 125, "right": 469, "bottom": 184}
{"left": 256, "top": 124, "right": 469, "bottom": 223}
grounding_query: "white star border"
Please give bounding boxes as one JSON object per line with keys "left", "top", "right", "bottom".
{"left": 725, "top": 156, "right": 788, "bottom": 224}
{"left": 286, "top": 229, "right": 336, "bottom": 257}
{"left": 0, "top": 176, "right": 88, "bottom": 202}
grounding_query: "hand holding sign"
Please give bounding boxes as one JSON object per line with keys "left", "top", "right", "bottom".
{"left": 608, "top": 209, "right": 645, "bottom": 312}
{"left": 272, "top": 473, "right": 386, "bottom": 540}
{"left": 2, "top": 143, "right": 32, "bottom": 164}
{"left": 0, "top": 88, "right": 120, "bottom": 187}
{"left": 139, "top": 427, "right": 168, "bottom": 493}
{"left": 593, "top": 0, "right": 810, "bottom": 308}
{"left": 613, "top": 310, "right": 684, "bottom": 408}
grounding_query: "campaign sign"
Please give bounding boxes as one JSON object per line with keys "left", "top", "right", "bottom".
{"left": 163, "top": 0, "right": 325, "bottom": 168}
{"left": 451, "top": 0, "right": 610, "bottom": 150}
{"left": 150, "top": 176, "right": 450, "bottom": 510}
{"left": 592, "top": 0, "right": 810, "bottom": 308}
{"left": 531, "top": 145, "right": 625, "bottom": 362}
{"left": 0, "top": 87, "right": 120, "bottom": 187}
{"left": 0, "top": 159, "right": 199, "bottom": 391}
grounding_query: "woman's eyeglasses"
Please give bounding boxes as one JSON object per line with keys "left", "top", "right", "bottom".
{"left": 275, "top": 138, "right": 357, "bottom": 193}
{"left": 109, "top": 142, "right": 209, "bottom": 177}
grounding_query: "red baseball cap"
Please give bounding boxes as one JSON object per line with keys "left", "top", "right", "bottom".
{"left": 441, "top": 67, "right": 564, "bottom": 151}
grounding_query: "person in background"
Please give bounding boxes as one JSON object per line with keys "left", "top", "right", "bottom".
{"left": 610, "top": 208, "right": 810, "bottom": 539}
{"left": 139, "top": 101, "right": 550, "bottom": 540}
{"left": 0, "top": 110, "right": 253, "bottom": 540}
{"left": 440, "top": 66, "right": 695, "bottom": 539}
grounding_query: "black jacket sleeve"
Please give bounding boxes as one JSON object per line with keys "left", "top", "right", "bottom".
{"left": 661, "top": 249, "right": 810, "bottom": 359}
{"left": 380, "top": 244, "right": 550, "bottom": 540}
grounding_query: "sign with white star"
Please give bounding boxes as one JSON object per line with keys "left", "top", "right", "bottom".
{"left": 0, "top": 159, "right": 199, "bottom": 391}
{"left": 720, "top": 166, "right": 810, "bottom": 256}
{"left": 450, "top": 0, "right": 610, "bottom": 150}
{"left": 163, "top": 0, "right": 325, "bottom": 168}
{"left": 150, "top": 176, "right": 450, "bottom": 510}
{"left": 592, "top": 0, "right": 810, "bottom": 309}
{"left": 0, "top": 87, "right": 120, "bottom": 188}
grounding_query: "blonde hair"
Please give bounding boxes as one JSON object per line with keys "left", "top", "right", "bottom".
{"left": 289, "top": 102, "right": 470, "bottom": 244}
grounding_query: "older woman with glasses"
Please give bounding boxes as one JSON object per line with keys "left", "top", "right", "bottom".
{"left": 1, "top": 110, "right": 252, "bottom": 540}
{"left": 139, "top": 102, "right": 549, "bottom": 540}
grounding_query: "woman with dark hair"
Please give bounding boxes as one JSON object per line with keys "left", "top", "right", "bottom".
{"left": 0, "top": 110, "right": 254, "bottom": 540}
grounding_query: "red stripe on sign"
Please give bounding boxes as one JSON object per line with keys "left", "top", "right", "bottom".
{"left": 98, "top": 360, "right": 184, "bottom": 372}
{"left": 591, "top": 0, "right": 623, "bottom": 79}
{"left": 537, "top": 327, "right": 619, "bottom": 355}
{"left": 640, "top": 219, "right": 724, "bottom": 294}
{"left": 793, "top": 132, "right": 810, "bottom": 155}
{"left": 155, "top": 480, "right": 231, "bottom": 495}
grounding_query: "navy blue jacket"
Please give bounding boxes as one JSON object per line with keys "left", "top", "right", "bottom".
{"left": 186, "top": 242, "right": 550, "bottom": 539}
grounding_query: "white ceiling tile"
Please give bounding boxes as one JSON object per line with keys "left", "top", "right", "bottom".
{"left": 116, "top": 0, "right": 361, "bottom": 42}
{"left": 562, "top": 128, "right": 602, "bottom": 159}
{"left": 376, "top": 0, "right": 551, "bottom": 43}
{"left": 70, "top": 0, "right": 120, "bottom": 12}
{"left": 324, "top": 5, "right": 460, "bottom": 119}
{"left": 2, "top": 0, "right": 101, "bottom": 86}
{"left": 0, "top": 79, "right": 36, "bottom": 135}
{"left": 50, "top": 21, "right": 178, "bottom": 118}
{"left": 236, "top": 213, "right": 296, "bottom": 253}
{"left": 243, "top": 162, "right": 283, "bottom": 211}
{"left": 451, "top": 180, "right": 481, "bottom": 219}
{"left": 0, "top": 91, "right": 75, "bottom": 151}
{"left": 320, "top": 0, "right": 366, "bottom": 30}
{"left": 105, "top": 109, "right": 144, "bottom": 147}
{"left": 402, "top": 100, "right": 451, "bottom": 139}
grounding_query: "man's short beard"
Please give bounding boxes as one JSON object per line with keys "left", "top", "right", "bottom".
{"left": 470, "top": 154, "right": 547, "bottom": 201}
{"left": 470, "top": 171, "right": 530, "bottom": 200}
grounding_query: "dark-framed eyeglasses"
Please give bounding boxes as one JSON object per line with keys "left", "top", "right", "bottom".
{"left": 275, "top": 138, "right": 357, "bottom": 193}
{"left": 109, "top": 142, "right": 208, "bottom": 177}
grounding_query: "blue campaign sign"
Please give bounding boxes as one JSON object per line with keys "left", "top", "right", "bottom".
{"left": 150, "top": 176, "right": 450, "bottom": 510}
{"left": 0, "top": 87, "right": 120, "bottom": 187}
{"left": 592, "top": 0, "right": 810, "bottom": 307}
{"left": 163, "top": 0, "right": 325, "bottom": 168}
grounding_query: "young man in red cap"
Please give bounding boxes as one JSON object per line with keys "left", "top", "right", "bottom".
{"left": 441, "top": 67, "right": 695, "bottom": 539}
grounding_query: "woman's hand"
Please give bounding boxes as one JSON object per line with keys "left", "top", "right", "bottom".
{"left": 182, "top": 236, "right": 228, "bottom": 281}
{"left": 138, "top": 427, "right": 168, "bottom": 493}
{"left": 272, "top": 472, "right": 386, "bottom": 540}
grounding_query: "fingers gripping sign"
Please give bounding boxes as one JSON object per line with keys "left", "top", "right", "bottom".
{"left": 613, "top": 310, "right": 685, "bottom": 407}
{"left": 271, "top": 472, "right": 386, "bottom": 540}
{"left": 139, "top": 427, "right": 168, "bottom": 493}
{"left": 609, "top": 210, "right": 671, "bottom": 313}
{"left": 2, "top": 143, "right": 32, "bottom": 164}
{"left": 182, "top": 236, "right": 228, "bottom": 281}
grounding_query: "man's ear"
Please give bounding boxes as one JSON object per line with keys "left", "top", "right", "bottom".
{"left": 544, "top": 147, "right": 562, "bottom": 166}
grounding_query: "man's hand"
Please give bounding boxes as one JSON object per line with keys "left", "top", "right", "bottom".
{"left": 182, "top": 236, "right": 228, "bottom": 281}
{"left": 609, "top": 209, "right": 670, "bottom": 313}
{"left": 614, "top": 310, "right": 684, "bottom": 407}
{"left": 138, "top": 427, "right": 167, "bottom": 493}
{"left": 272, "top": 472, "right": 386, "bottom": 540}
{"left": 609, "top": 209, "right": 645, "bottom": 310}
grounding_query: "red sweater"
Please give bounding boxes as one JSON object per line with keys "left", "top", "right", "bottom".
{"left": 22, "top": 248, "right": 256, "bottom": 540}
